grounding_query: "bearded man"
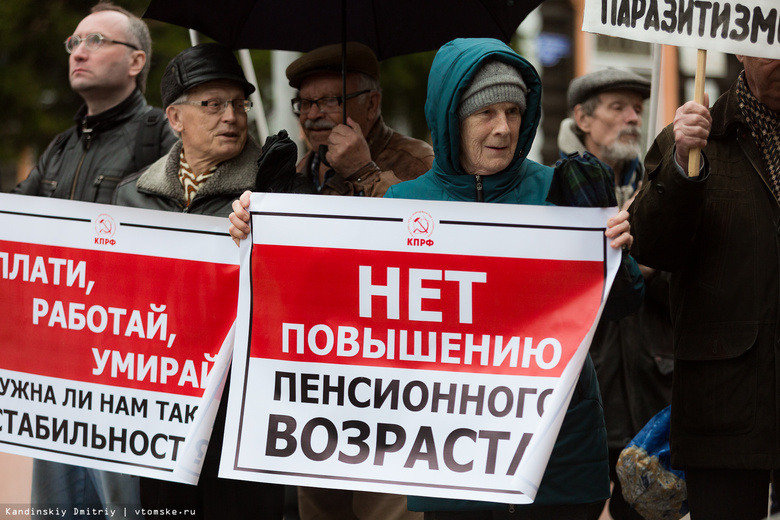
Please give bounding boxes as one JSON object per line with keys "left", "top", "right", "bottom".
{"left": 558, "top": 68, "right": 650, "bottom": 208}
{"left": 559, "top": 69, "right": 676, "bottom": 520}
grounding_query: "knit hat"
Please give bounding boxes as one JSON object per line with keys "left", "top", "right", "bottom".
{"left": 458, "top": 60, "right": 527, "bottom": 120}
{"left": 567, "top": 68, "right": 650, "bottom": 111}
{"left": 160, "top": 43, "right": 255, "bottom": 108}
{"left": 286, "top": 42, "right": 380, "bottom": 89}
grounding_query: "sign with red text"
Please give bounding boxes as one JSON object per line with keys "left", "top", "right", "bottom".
{"left": 220, "top": 193, "right": 621, "bottom": 503}
{"left": 0, "top": 193, "right": 238, "bottom": 484}
{"left": 583, "top": 0, "right": 780, "bottom": 59}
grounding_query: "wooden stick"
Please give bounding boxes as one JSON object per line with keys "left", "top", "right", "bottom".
{"left": 688, "top": 49, "right": 707, "bottom": 177}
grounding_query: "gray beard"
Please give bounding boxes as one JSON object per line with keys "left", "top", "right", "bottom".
{"left": 602, "top": 133, "right": 641, "bottom": 163}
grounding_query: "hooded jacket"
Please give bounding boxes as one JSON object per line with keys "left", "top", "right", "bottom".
{"left": 385, "top": 38, "right": 610, "bottom": 511}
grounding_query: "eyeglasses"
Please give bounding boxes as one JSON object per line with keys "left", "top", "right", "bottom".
{"left": 291, "top": 89, "right": 371, "bottom": 115}
{"left": 173, "top": 98, "right": 253, "bottom": 115}
{"left": 65, "top": 33, "right": 139, "bottom": 54}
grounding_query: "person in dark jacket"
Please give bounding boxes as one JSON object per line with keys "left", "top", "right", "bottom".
{"left": 13, "top": 1, "right": 175, "bottom": 204}
{"left": 384, "top": 37, "right": 637, "bottom": 520}
{"left": 12, "top": 3, "right": 175, "bottom": 519}
{"left": 114, "top": 43, "right": 288, "bottom": 520}
{"left": 561, "top": 69, "right": 673, "bottom": 520}
{"left": 629, "top": 55, "right": 780, "bottom": 520}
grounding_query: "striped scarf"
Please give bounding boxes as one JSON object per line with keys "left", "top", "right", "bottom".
{"left": 178, "top": 149, "right": 216, "bottom": 207}
{"left": 736, "top": 71, "right": 780, "bottom": 202}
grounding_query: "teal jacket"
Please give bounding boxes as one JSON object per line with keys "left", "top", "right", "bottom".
{"left": 386, "top": 38, "right": 610, "bottom": 512}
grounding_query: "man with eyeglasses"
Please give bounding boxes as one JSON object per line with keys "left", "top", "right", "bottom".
{"left": 13, "top": 1, "right": 175, "bottom": 204}
{"left": 226, "top": 41, "right": 430, "bottom": 520}
{"left": 276, "top": 39, "right": 431, "bottom": 520}
{"left": 287, "top": 41, "right": 433, "bottom": 197}
{"left": 113, "top": 42, "right": 290, "bottom": 520}
{"left": 12, "top": 3, "right": 176, "bottom": 520}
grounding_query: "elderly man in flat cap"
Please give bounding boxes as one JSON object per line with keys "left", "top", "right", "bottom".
{"left": 559, "top": 68, "right": 651, "bottom": 208}
{"left": 287, "top": 41, "right": 433, "bottom": 197}
{"left": 114, "top": 42, "right": 289, "bottom": 520}
{"left": 559, "top": 69, "right": 673, "bottom": 520}
{"left": 227, "top": 41, "right": 428, "bottom": 520}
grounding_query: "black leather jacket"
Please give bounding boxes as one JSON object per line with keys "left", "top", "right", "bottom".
{"left": 13, "top": 90, "right": 176, "bottom": 203}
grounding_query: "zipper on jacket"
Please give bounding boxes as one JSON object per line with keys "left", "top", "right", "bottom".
{"left": 475, "top": 174, "right": 484, "bottom": 202}
{"left": 69, "top": 127, "right": 94, "bottom": 200}
{"left": 92, "top": 175, "right": 122, "bottom": 203}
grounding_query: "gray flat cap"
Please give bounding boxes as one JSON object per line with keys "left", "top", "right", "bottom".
{"left": 286, "top": 42, "right": 379, "bottom": 89}
{"left": 567, "top": 68, "right": 651, "bottom": 110}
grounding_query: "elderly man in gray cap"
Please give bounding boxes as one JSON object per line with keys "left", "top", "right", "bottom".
{"left": 114, "top": 42, "right": 288, "bottom": 520}
{"left": 559, "top": 69, "right": 673, "bottom": 520}
{"left": 559, "top": 68, "right": 651, "bottom": 208}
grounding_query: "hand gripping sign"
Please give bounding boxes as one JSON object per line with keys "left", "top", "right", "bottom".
{"left": 0, "top": 193, "right": 238, "bottom": 484}
{"left": 583, "top": 0, "right": 780, "bottom": 175}
{"left": 220, "top": 193, "right": 621, "bottom": 504}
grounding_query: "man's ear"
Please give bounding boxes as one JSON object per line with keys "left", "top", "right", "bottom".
{"left": 366, "top": 90, "right": 382, "bottom": 122}
{"left": 573, "top": 104, "right": 591, "bottom": 133}
{"left": 166, "top": 105, "right": 184, "bottom": 133}
{"left": 128, "top": 50, "right": 146, "bottom": 80}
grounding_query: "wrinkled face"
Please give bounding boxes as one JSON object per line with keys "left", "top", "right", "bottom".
{"left": 459, "top": 102, "right": 522, "bottom": 176}
{"left": 577, "top": 90, "right": 644, "bottom": 164}
{"left": 738, "top": 55, "right": 780, "bottom": 112}
{"left": 167, "top": 81, "right": 248, "bottom": 166}
{"left": 68, "top": 11, "right": 140, "bottom": 96}
{"left": 297, "top": 72, "right": 375, "bottom": 150}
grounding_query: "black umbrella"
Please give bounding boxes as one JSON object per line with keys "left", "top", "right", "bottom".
{"left": 143, "top": 0, "right": 544, "bottom": 60}
{"left": 144, "top": 0, "right": 544, "bottom": 138}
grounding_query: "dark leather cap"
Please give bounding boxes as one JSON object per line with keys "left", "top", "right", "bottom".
{"left": 286, "top": 42, "right": 379, "bottom": 89}
{"left": 161, "top": 43, "right": 256, "bottom": 108}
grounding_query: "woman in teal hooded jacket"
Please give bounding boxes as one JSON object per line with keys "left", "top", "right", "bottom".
{"left": 385, "top": 38, "right": 633, "bottom": 519}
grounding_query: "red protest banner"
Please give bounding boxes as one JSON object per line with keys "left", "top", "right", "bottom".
{"left": 250, "top": 244, "right": 604, "bottom": 378}
{"left": 0, "top": 194, "right": 238, "bottom": 483}
{"left": 221, "top": 193, "right": 620, "bottom": 504}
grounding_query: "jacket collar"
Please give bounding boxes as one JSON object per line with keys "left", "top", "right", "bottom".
{"left": 557, "top": 118, "right": 589, "bottom": 157}
{"left": 709, "top": 78, "right": 747, "bottom": 139}
{"left": 137, "top": 136, "right": 262, "bottom": 202}
{"left": 73, "top": 89, "right": 148, "bottom": 136}
{"left": 366, "top": 116, "right": 392, "bottom": 159}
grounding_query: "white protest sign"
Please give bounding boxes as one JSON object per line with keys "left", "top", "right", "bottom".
{"left": 0, "top": 193, "right": 238, "bottom": 484}
{"left": 583, "top": 0, "right": 780, "bottom": 59}
{"left": 220, "top": 193, "right": 621, "bottom": 504}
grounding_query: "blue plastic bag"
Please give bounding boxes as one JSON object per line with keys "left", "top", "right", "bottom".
{"left": 616, "top": 406, "right": 689, "bottom": 520}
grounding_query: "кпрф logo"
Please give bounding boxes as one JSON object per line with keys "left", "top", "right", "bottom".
{"left": 407, "top": 211, "right": 434, "bottom": 247}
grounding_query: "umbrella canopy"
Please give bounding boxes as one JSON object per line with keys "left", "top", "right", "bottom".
{"left": 143, "top": 0, "right": 544, "bottom": 60}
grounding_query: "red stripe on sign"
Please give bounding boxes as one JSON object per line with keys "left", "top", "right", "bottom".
{"left": 250, "top": 244, "right": 603, "bottom": 377}
{"left": 0, "top": 240, "right": 238, "bottom": 397}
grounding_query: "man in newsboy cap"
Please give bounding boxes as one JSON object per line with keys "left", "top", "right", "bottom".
{"left": 276, "top": 40, "right": 429, "bottom": 520}
{"left": 559, "top": 68, "right": 651, "bottom": 208}
{"left": 559, "top": 69, "right": 674, "bottom": 520}
{"left": 113, "top": 42, "right": 289, "bottom": 520}
{"left": 286, "top": 41, "right": 433, "bottom": 197}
